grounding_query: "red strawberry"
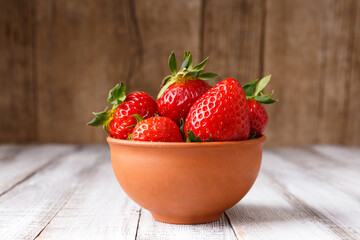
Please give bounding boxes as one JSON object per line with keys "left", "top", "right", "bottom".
{"left": 242, "top": 75, "right": 278, "bottom": 137}
{"left": 184, "top": 78, "right": 250, "bottom": 142}
{"left": 88, "top": 83, "right": 158, "bottom": 139}
{"left": 157, "top": 80, "right": 210, "bottom": 124}
{"left": 157, "top": 51, "right": 217, "bottom": 124}
{"left": 131, "top": 116, "right": 183, "bottom": 142}
{"left": 247, "top": 100, "right": 268, "bottom": 137}
{"left": 109, "top": 92, "right": 158, "bottom": 139}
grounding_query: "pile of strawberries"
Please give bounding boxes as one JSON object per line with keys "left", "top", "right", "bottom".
{"left": 89, "top": 51, "right": 277, "bottom": 142}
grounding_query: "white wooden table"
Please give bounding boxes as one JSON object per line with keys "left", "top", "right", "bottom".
{"left": 0, "top": 144, "right": 359, "bottom": 240}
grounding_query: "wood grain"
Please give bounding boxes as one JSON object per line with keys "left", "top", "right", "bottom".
{"left": 1, "top": 0, "right": 360, "bottom": 145}
{"left": 202, "top": 0, "right": 265, "bottom": 86}
{"left": 34, "top": 0, "right": 138, "bottom": 143}
{"left": 226, "top": 174, "right": 339, "bottom": 239}
{"left": 317, "top": 0, "right": 360, "bottom": 145}
{"left": 0, "top": 0, "right": 36, "bottom": 142}
{"left": 0, "top": 144, "right": 26, "bottom": 161}
{"left": 262, "top": 150, "right": 360, "bottom": 239}
{"left": 264, "top": 0, "right": 360, "bottom": 146}
{"left": 1, "top": 145, "right": 360, "bottom": 238}
{"left": 136, "top": 209, "right": 236, "bottom": 240}
{"left": 0, "top": 144, "right": 75, "bottom": 195}
{"left": 309, "top": 145, "right": 360, "bottom": 167}
{"left": 0, "top": 145, "right": 106, "bottom": 239}
{"left": 133, "top": 0, "right": 202, "bottom": 96}
{"left": 263, "top": 0, "right": 324, "bottom": 147}
{"left": 345, "top": 1, "right": 360, "bottom": 145}
{"left": 272, "top": 147, "right": 360, "bottom": 200}
{"left": 36, "top": 155, "right": 141, "bottom": 240}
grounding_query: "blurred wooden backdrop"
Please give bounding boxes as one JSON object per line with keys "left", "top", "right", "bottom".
{"left": 1, "top": 0, "right": 359, "bottom": 146}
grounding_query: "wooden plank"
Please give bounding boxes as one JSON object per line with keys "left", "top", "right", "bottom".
{"left": 202, "top": 0, "right": 264, "bottom": 86}
{"left": 34, "top": 0, "right": 138, "bottom": 143}
{"left": 309, "top": 145, "right": 360, "bottom": 165}
{"left": 0, "top": 144, "right": 76, "bottom": 195}
{"left": 0, "top": 0, "right": 36, "bottom": 142}
{"left": 132, "top": 0, "right": 202, "bottom": 96}
{"left": 346, "top": 1, "right": 360, "bottom": 145}
{"left": 0, "top": 144, "right": 27, "bottom": 161}
{"left": 35, "top": 154, "right": 140, "bottom": 240}
{"left": 272, "top": 147, "right": 360, "bottom": 201}
{"left": 0, "top": 145, "right": 106, "bottom": 239}
{"left": 261, "top": 150, "right": 360, "bottom": 239}
{"left": 317, "top": 0, "right": 360, "bottom": 145}
{"left": 264, "top": 0, "right": 360, "bottom": 146}
{"left": 136, "top": 209, "right": 236, "bottom": 240}
{"left": 263, "top": 0, "right": 323, "bottom": 146}
{"left": 34, "top": 0, "right": 202, "bottom": 144}
{"left": 225, "top": 172, "right": 339, "bottom": 240}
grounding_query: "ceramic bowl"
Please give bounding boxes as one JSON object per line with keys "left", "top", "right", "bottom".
{"left": 107, "top": 135, "right": 266, "bottom": 224}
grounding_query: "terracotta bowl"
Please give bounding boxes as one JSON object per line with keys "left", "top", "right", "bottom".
{"left": 107, "top": 135, "right": 266, "bottom": 224}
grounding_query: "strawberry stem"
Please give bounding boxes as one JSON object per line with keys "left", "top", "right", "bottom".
{"left": 157, "top": 51, "right": 218, "bottom": 99}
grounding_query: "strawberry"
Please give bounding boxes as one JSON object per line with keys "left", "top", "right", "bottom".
{"left": 88, "top": 83, "right": 158, "bottom": 139}
{"left": 247, "top": 100, "right": 268, "bottom": 137}
{"left": 184, "top": 78, "right": 250, "bottom": 142}
{"left": 243, "top": 75, "right": 278, "bottom": 137}
{"left": 157, "top": 51, "right": 217, "bottom": 124}
{"left": 131, "top": 116, "right": 183, "bottom": 142}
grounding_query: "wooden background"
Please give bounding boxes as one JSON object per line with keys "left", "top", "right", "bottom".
{"left": 1, "top": 0, "right": 359, "bottom": 146}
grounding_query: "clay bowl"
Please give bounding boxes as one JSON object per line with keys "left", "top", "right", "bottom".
{"left": 107, "top": 135, "right": 266, "bottom": 224}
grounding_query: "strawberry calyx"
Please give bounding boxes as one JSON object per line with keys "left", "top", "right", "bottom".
{"left": 87, "top": 82, "right": 127, "bottom": 133}
{"left": 125, "top": 114, "right": 144, "bottom": 129}
{"left": 157, "top": 51, "right": 218, "bottom": 99}
{"left": 186, "top": 130, "right": 212, "bottom": 142}
{"left": 179, "top": 119, "right": 212, "bottom": 142}
{"left": 107, "top": 82, "right": 127, "bottom": 109}
{"left": 179, "top": 118, "right": 186, "bottom": 141}
{"left": 132, "top": 113, "right": 144, "bottom": 123}
{"left": 243, "top": 74, "right": 278, "bottom": 104}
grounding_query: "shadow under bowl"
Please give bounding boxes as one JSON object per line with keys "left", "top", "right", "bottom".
{"left": 107, "top": 135, "right": 266, "bottom": 224}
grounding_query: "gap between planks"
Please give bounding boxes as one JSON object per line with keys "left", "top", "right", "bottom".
{"left": 262, "top": 170, "right": 356, "bottom": 240}
{"left": 33, "top": 155, "right": 105, "bottom": 240}
{"left": 0, "top": 145, "right": 78, "bottom": 197}
{"left": 262, "top": 149, "right": 360, "bottom": 239}
{"left": 0, "top": 145, "right": 108, "bottom": 239}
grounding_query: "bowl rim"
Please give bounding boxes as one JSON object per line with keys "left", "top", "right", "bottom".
{"left": 107, "top": 135, "right": 266, "bottom": 148}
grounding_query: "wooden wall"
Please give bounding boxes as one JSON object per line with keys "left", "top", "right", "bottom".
{"left": 1, "top": 0, "right": 359, "bottom": 146}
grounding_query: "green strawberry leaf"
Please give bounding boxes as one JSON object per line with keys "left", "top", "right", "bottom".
{"left": 192, "top": 57, "right": 208, "bottom": 71}
{"left": 127, "top": 133, "right": 133, "bottom": 140}
{"left": 162, "top": 75, "right": 172, "bottom": 86}
{"left": 248, "top": 132, "right": 256, "bottom": 139}
{"left": 188, "top": 52, "right": 193, "bottom": 69}
{"left": 186, "top": 130, "right": 202, "bottom": 142}
{"left": 107, "top": 82, "right": 126, "bottom": 108}
{"left": 126, "top": 114, "right": 144, "bottom": 129}
{"left": 87, "top": 108, "right": 115, "bottom": 133}
{"left": 157, "top": 77, "right": 177, "bottom": 99}
{"left": 260, "top": 90, "right": 274, "bottom": 97}
{"left": 179, "top": 118, "right": 186, "bottom": 141}
{"left": 205, "top": 134, "right": 212, "bottom": 142}
{"left": 254, "top": 74, "right": 271, "bottom": 96}
{"left": 168, "top": 51, "right": 177, "bottom": 75}
{"left": 88, "top": 108, "right": 111, "bottom": 127}
{"left": 183, "top": 70, "right": 201, "bottom": 79}
{"left": 250, "top": 95, "right": 278, "bottom": 104}
{"left": 198, "top": 72, "right": 218, "bottom": 80}
{"left": 103, "top": 123, "right": 110, "bottom": 133}
{"left": 243, "top": 79, "right": 258, "bottom": 96}
{"left": 181, "top": 51, "right": 193, "bottom": 69}
{"left": 132, "top": 114, "right": 143, "bottom": 123}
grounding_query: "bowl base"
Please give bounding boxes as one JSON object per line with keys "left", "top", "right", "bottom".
{"left": 151, "top": 212, "right": 223, "bottom": 225}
